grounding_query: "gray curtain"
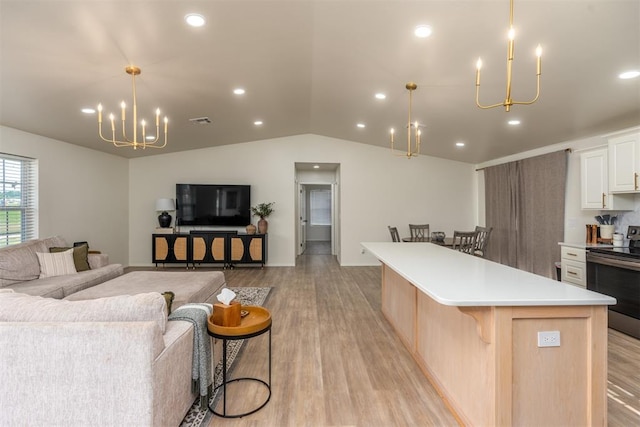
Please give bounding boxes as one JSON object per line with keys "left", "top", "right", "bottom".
{"left": 484, "top": 150, "right": 567, "bottom": 278}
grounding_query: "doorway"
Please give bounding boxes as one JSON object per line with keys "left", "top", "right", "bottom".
{"left": 294, "top": 163, "right": 340, "bottom": 263}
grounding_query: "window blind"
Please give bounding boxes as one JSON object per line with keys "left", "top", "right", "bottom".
{"left": 310, "top": 189, "right": 331, "bottom": 226}
{"left": 0, "top": 154, "right": 38, "bottom": 247}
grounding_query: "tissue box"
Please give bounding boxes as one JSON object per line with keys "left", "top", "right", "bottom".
{"left": 212, "top": 301, "right": 241, "bottom": 327}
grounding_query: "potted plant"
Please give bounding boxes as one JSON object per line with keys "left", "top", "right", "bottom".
{"left": 251, "top": 202, "right": 275, "bottom": 234}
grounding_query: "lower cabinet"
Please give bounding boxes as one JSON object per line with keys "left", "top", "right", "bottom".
{"left": 560, "top": 245, "right": 586, "bottom": 288}
{"left": 152, "top": 232, "right": 267, "bottom": 268}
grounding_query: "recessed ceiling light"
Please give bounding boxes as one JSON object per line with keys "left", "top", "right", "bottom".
{"left": 146, "top": 135, "right": 155, "bottom": 141}
{"left": 619, "top": 70, "right": 640, "bottom": 79}
{"left": 233, "top": 88, "right": 245, "bottom": 95}
{"left": 508, "top": 119, "right": 521, "bottom": 125}
{"left": 313, "top": 165, "right": 320, "bottom": 169}
{"left": 357, "top": 123, "right": 366, "bottom": 128}
{"left": 185, "top": 13, "right": 205, "bottom": 27}
{"left": 254, "top": 120, "right": 263, "bottom": 126}
{"left": 375, "top": 93, "right": 386, "bottom": 100}
{"left": 81, "top": 108, "right": 95, "bottom": 114}
{"left": 456, "top": 142, "right": 465, "bottom": 147}
{"left": 414, "top": 25, "right": 433, "bottom": 38}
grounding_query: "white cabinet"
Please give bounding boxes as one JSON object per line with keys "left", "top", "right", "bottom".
{"left": 580, "top": 148, "right": 634, "bottom": 210}
{"left": 608, "top": 132, "right": 640, "bottom": 193}
{"left": 560, "top": 245, "right": 586, "bottom": 288}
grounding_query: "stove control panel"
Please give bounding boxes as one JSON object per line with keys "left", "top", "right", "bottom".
{"left": 627, "top": 225, "right": 640, "bottom": 239}
{"left": 626, "top": 225, "right": 640, "bottom": 248}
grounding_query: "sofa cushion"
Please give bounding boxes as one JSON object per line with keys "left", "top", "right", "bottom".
{"left": 0, "top": 239, "right": 48, "bottom": 286}
{"left": 64, "top": 271, "right": 225, "bottom": 310}
{"left": 5, "top": 263, "right": 124, "bottom": 298}
{"left": 50, "top": 244, "right": 90, "bottom": 272}
{"left": 0, "top": 236, "right": 69, "bottom": 287}
{"left": 36, "top": 249, "right": 77, "bottom": 278}
{"left": 0, "top": 291, "right": 167, "bottom": 333}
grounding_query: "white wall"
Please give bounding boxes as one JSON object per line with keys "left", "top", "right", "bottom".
{"left": 0, "top": 126, "right": 129, "bottom": 264}
{"left": 129, "top": 134, "right": 476, "bottom": 266}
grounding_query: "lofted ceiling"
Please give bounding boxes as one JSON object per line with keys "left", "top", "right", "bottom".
{"left": 0, "top": 0, "right": 638, "bottom": 164}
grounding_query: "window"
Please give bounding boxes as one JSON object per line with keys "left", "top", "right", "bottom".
{"left": 310, "top": 189, "right": 331, "bottom": 226}
{"left": 0, "top": 154, "right": 37, "bottom": 247}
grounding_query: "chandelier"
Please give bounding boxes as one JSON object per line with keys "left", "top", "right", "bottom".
{"left": 475, "top": 0, "right": 542, "bottom": 112}
{"left": 389, "top": 82, "right": 422, "bottom": 159}
{"left": 97, "top": 66, "right": 168, "bottom": 149}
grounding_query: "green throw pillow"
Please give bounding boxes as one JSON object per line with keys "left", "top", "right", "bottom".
{"left": 161, "top": 291, "right": 175, "bottom": 315}
{"left": 50, "top": 244, "right": 90, "bottom": 272}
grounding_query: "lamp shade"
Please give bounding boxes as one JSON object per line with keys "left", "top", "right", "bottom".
{"left": 155, "top": 198, "right": 175, "bottom": 212}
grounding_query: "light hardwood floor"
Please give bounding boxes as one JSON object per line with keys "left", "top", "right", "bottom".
{"left": 141, "top": 249, "right": 640, "bottom": 426}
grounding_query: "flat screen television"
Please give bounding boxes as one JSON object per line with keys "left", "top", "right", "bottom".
{"left": 175, "top": 184, "right": 251, "bottom": 226}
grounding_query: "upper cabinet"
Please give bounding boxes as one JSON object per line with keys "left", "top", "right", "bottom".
{"left": 608, "top": 131, "right": 640, "bottom": 193}
{"left": 581, "top": 148, "right": 634, "bottom": 210}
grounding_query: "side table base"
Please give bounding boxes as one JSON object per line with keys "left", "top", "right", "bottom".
{"left": 209, "top": 377, "right": 271, "bottom": 418}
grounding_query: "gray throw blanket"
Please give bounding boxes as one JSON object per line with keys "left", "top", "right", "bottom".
{"left": 168, "top": 303, "right": 213, "bottom": 410}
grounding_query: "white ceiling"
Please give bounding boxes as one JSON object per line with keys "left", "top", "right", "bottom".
{"left": 1, "top": 0, "right": 638, "bottom": 164}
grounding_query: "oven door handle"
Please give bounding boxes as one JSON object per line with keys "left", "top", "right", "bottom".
{"left": 587, "top": 253, "right": 640, "bottom": 272}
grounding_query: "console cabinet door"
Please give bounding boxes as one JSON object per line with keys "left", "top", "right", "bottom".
{"left": 191, "top": 232, "right": 228, "bottom": 266}
{"left": 229, "top": 234, "right": 267, "bottom": 266}
{"left": 153, "top": 234, "right": 191, "bottom": 266}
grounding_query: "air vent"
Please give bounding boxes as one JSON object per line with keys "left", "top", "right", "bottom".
{"left": 189, "top": 117, "right": 211, "bottom": 124}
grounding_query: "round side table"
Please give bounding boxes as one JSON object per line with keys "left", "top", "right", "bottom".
{"left": 207, "top": 305, "right": 272, "bottom": 418}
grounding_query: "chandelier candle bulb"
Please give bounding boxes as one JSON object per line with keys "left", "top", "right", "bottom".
{"left": 536, "top": 45, "right": 542, "bottom": 75}
{"left": 508, "top": 27, "right": 515, "bottom": 59}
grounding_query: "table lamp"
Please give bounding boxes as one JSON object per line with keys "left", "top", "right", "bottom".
{"left": 156, "top": 198, "right": 175, "bottom": 228}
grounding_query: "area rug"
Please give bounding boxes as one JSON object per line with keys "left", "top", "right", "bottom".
{"left": 179, "top": 286, "right": 272, "bottom": 427}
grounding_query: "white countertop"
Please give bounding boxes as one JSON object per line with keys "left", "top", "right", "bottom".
{"left": 362, "top": 242, "right": 616, "bottom": 307}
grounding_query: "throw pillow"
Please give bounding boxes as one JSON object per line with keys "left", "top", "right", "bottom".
{"left": 50, "top": 244, "right": 90, "bottom": 272}
{"left": 161, "top": 291, "right": 175, "bottom": 315}
{"left": 36, "top": 249, "right": 77, "bottom": 278}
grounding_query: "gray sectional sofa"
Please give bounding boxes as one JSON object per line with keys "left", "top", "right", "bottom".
{"left": 0, "top": 235, "right": 123, "bottom": 297}
{"left": 0, "top": 236, "right": 227, "bottom": 426}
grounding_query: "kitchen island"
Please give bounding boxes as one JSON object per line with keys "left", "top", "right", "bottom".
{"left": 362, "top": 242, "right": 616, "bottom": 426}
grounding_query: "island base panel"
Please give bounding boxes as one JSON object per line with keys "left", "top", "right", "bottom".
{"left": 381, "top": 263, "right": 609, "bottom": 426}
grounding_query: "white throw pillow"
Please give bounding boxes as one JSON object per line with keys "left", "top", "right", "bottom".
{"left": 36, "top": 248, "right": 77, "bottom": 278}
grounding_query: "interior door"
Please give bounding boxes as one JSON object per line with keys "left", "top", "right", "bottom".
{"left": 298, "top": 185, "right": 307, "bottom": 255}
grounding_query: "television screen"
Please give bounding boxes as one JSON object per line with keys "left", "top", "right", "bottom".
{"left": 176, "top": 184, "right": 251, "bottom": 226}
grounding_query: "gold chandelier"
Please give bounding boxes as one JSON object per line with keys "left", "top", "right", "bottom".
{"left": 475, "top": 0, "right": 542, "bottom": 112}
{"left": 390, "top": 82, "right": 422, "bottom": 159}
{"left": 97, "top": 66, "right": 168, "bottom": 149}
